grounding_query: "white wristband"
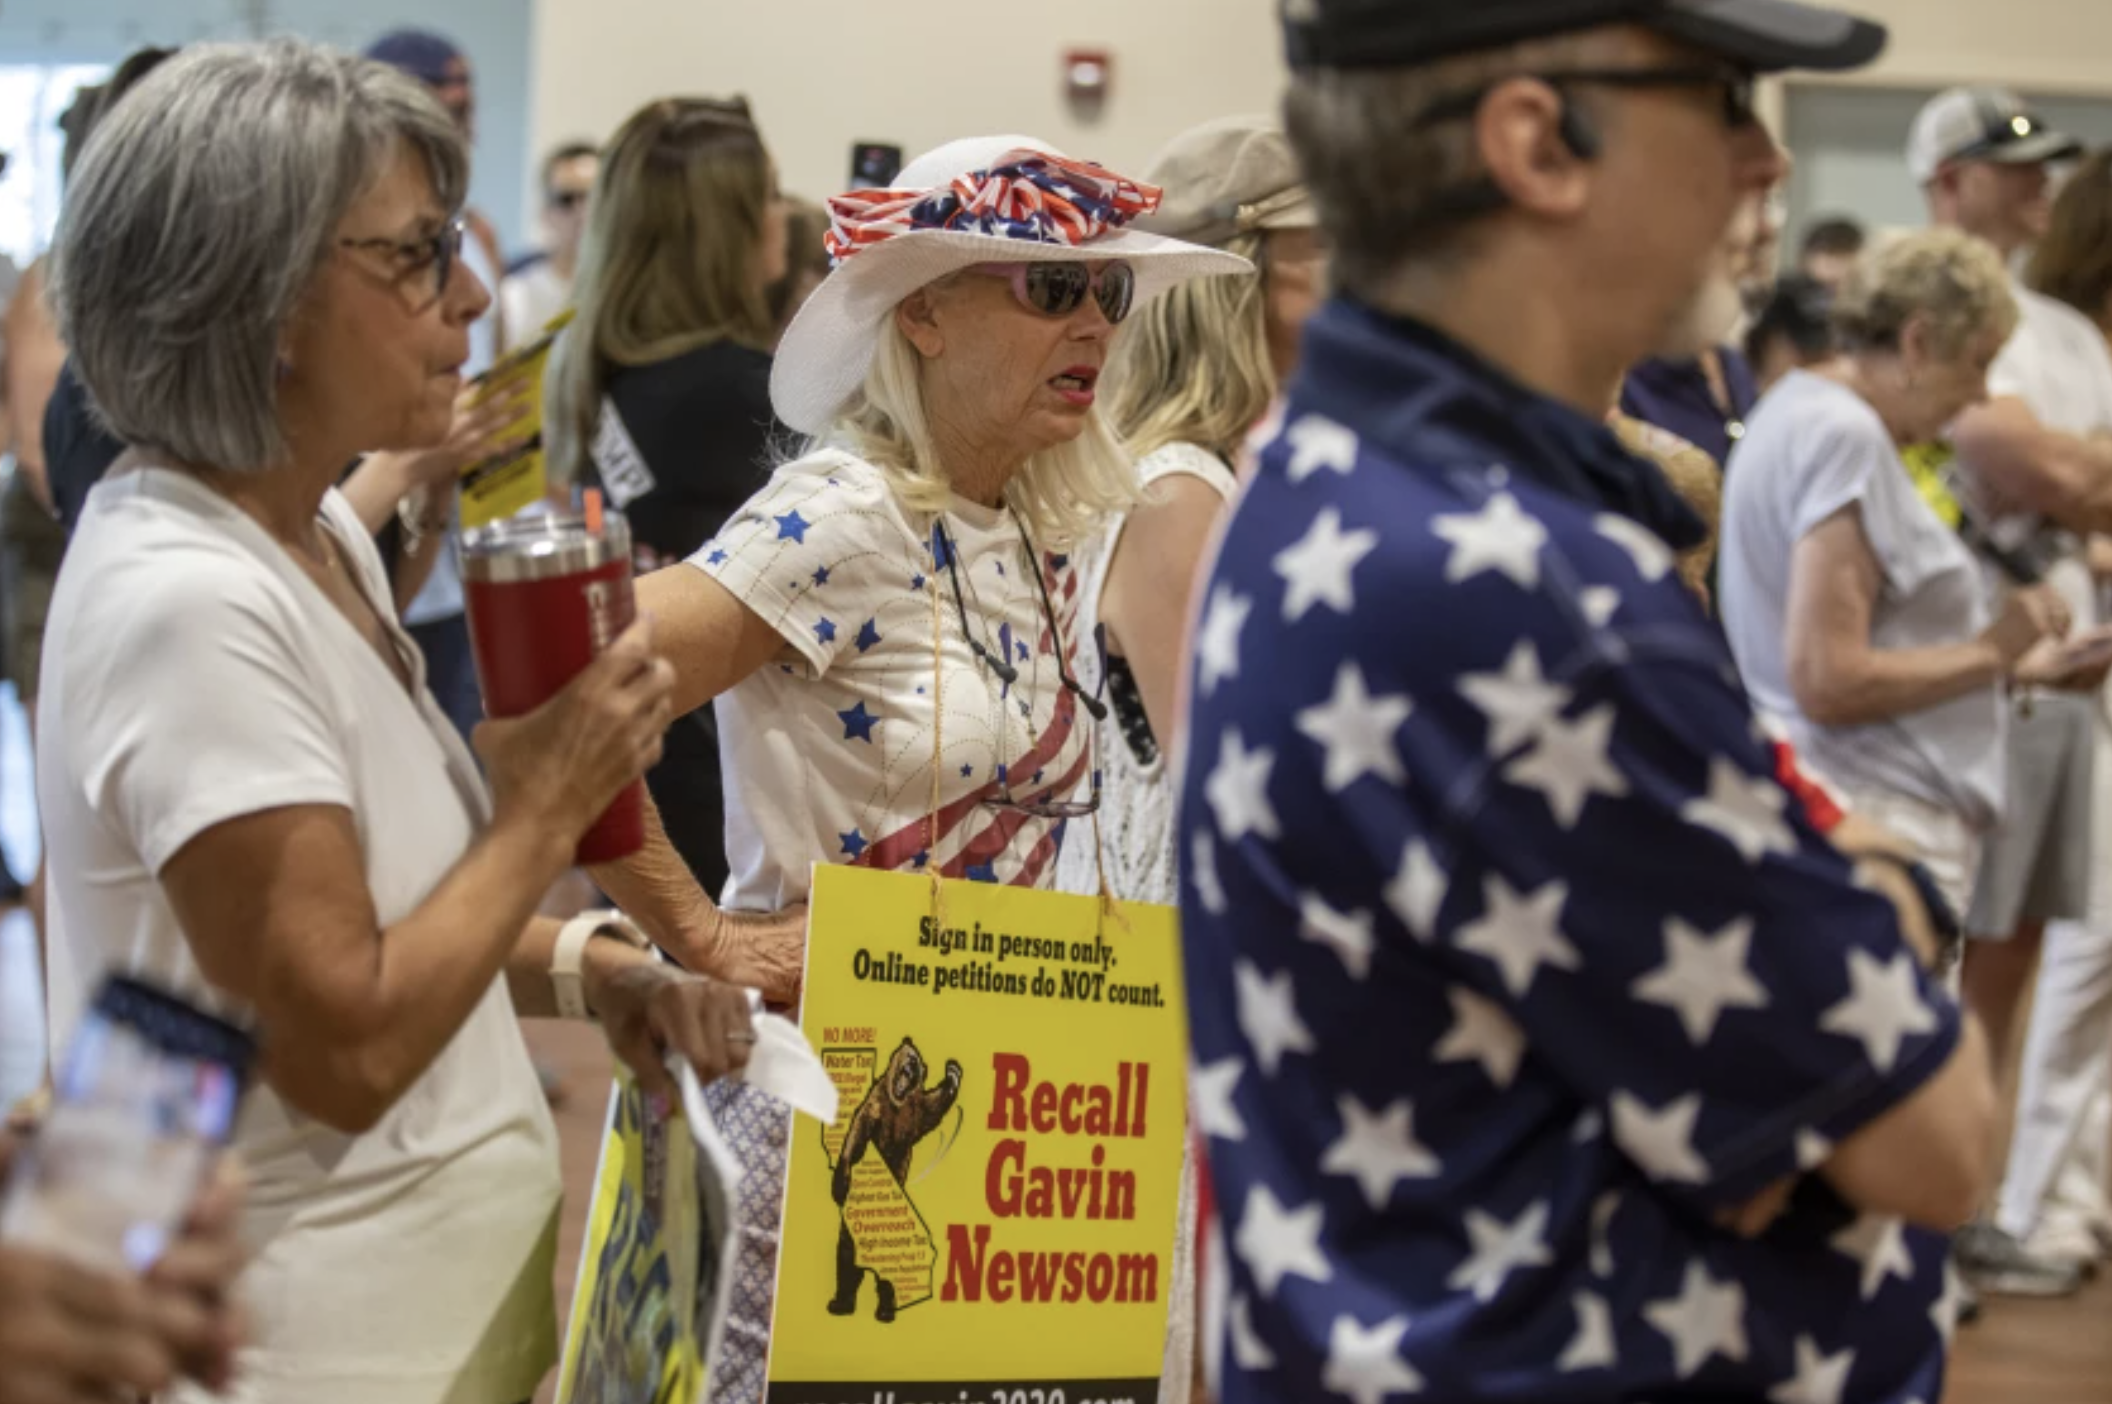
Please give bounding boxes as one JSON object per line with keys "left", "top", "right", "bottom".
{"left": 551, "top": 910, "right": 651, "bottom": 1021}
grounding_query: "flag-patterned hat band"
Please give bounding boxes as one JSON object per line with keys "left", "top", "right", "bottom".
{"left": 769, "top": 135, "right": 1253, "bottom": 437}
{"left": 825, "top": 149, "right": 1164, "bottom": 266}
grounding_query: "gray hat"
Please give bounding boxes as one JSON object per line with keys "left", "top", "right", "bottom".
{"left": 1907, "top": 87, "right": 2083, "bottom": 186}
{"left": 1135, "top": 116, "right": 1316, "bottom": 249}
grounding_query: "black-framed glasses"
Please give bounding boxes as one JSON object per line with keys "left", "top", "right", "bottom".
{"left": 338, "top": 216, "right": 465, "bottom": 303}
{"left": 932, "top": 518, "right": 1109, "bottom": 821}
{"left": 1416, "top": 63, "right": 1759, "bottom": 133}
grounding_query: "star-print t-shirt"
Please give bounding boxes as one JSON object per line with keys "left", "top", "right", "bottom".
{"left": 694, "top": 448, "right": 1091, "bottom": 912}
{"left": 1180, "top": 301, "right": 1964, "bottom": 1404}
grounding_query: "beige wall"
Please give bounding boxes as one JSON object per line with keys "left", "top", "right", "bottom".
{"left": 528, "top": 0, "right": 1284, "bottom": 215}
{"left": 526, "top": 0, "right": 2112, "bottom": 226}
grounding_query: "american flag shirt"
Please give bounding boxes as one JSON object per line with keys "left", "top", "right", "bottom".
{"left": 1179, "top": 302, "right": 1963, "bottom": 1404}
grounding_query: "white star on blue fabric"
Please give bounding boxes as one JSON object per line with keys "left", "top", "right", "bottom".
{"left": 1630, "top": 916, "right": 1770, "bottom": 1045}
{"left": 1559, "top": 1291, "right": 1618, "bottom": 1372}
{"left": 1385, "top": 840, "right": 1445, "bottom": 942}
{"left": 1207, "top": 729, "right": 1281, "bottom": 843}
{"left": 1594, "top": 512, "right": 1675, "bottom": 582}
{"left": 1820, "top": 949, "right": 1938, "bottom": 1074}
{"left": 1236, "top": 961, "right": 1316, "bottom": 1076}
{"left": 1580, "top": 585, "right": 1622, "bottom": 629}
{"left": 1644, "top": 1261, "right": 1749, "bottom": 1377}
{"left": 1321, "top": 1095, "right": 1440, "bottom": 1210}
{"left": 1286, "top": 413, "right": 1361, "bottom": 484}
{"left": 1229, "top": 1293, "right": 1277, "bottom": 1371}
{"left": 1455, "top": 875, "right": 1579, "bottom": 998}
{"left": 1434, "top": 984, "right": 1525, "bottom": 1088}
{"left": 1610, "top": 1091, "right": 1709, "bottom": 1184}
{"left": 1322, "top": 1314, "right": 1423, "bottom": 1404}
{"left": 1681, "top": 759, "right": 1796, "bottom": 864}
{"left": 1297, "top": 662, "right": 1412, "bottom": 793}
{"left": 1235, "top": 1183, "right": 1332, "bottom": 1297}
{"left": 1432, "top": 491, "right": 1547, "bottom": 588}
{"left": 1191, "top": 831, "right": 1229, "bottom": 916}
{"left": 1459, "top": 642, "right": 1568, "bottom": 758}
{"left": 1301, "top": 892, "right": 1378, "bottom": 980}
{"left": 1768, "top": 1335, "right": 1855, "bottom": 1404}
{"left": 1829, "top": 1214, "right": 1914, "bottom": 1302}
{"left": 1447, "top": 1201, "right": 1554, "bottom": 1303}
{"left": 1274, "top": 507, "right": 1380, "bottom": 622}
{"left": 1504, "top": 703, "right": 1627, "bottom": 827}
{"left": 1193, "top": 1057, "right": 1248, "bottom": 1143}
{"left": 1197, "top": 585, "right": 1253, "bottom": 697}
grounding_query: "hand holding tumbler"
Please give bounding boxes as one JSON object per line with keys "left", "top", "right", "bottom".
{"left": 462, "top": 498, "right": 646, "bottom": 863}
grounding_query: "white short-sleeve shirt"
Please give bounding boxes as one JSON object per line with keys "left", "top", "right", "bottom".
{"left": 694, "top": 449, "right": 1091, "bottom": 911}
{"left": 40, "top": 469, "right": 561, "bottom": 1404}
{"left": 1719, "top": 371, "right": 2004, "bottom": 827}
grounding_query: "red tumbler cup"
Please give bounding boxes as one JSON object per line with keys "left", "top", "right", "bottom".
{"left": 461, "top": 510, "right": 645, "bottom": 864}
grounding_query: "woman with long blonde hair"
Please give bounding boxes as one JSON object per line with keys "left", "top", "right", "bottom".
{"left": 546, "top": 95, "right": 788, "bottom": 897}
{"left": 1053, "top": 116, "right": 1327, "bottom": 910}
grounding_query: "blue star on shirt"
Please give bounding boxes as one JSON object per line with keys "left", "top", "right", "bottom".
{"left": 929, "top": 524, "right": 952, "bottom": 569}
{"left": 705, "top": 545, "right": 727, "bottom": 565}
{"left": 839, "top": 828, "right": 868, "bottom": 860}
{"left": 997, "top": 763, "right": 1010, "bottom": 784}
{"left": 814, "top": 617, "right": 838, "bottom": 645}
{"left": 837, "top": 701, "right": 880, "bottom": 742}
{"left": 776, "top": 510, "right": 811, "bottom": 543}
{"left": 966, "top": 863, "right": 998, "bottom": 884}
{"left": 1052, "top": 553, "right": 1070, "bottom": 571}
{"left": 856, "top": 619, "right": 882, "bottom": 653}
{"left": 911, "top": 573, "right": 927, "bottom": 592}
{"left": 960, "top": 764, "right": 974, "bottom": 779}
{"left": 813, "top": 565, "right": 832, "bottom": 587}
{"left": 912, "top": 850, "right": 930, "bottom": 870}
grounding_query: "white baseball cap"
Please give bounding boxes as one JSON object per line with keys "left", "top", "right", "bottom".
{"left": 1907, "top": 87, "right": 2082, "bottom": 186}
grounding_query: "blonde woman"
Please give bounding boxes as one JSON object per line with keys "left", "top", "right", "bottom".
{"left": 1053, "top": 117, "right": 1325, "bottom": 909}
{"left": 546, "top": 96, "right": 788, "bottom": 898}
{"left": 587, "top": 135, "right": 1245, "bottom": 1403}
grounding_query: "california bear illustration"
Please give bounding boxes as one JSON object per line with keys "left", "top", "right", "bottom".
{"left": 828, "top": 1037, "right": 962, "bottom": 1322}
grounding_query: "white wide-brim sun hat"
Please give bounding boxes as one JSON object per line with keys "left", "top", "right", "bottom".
{"left": 770, "top": 134, "right": 1254, "bottom": 437}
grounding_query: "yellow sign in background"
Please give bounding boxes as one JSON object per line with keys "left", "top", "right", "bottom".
{"left": 768, "top": 866, "right": 1188, "bottom": 1403}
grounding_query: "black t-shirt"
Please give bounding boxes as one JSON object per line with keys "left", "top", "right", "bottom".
{"left": 45, "top": 358, "right": 125, "bottom": 536}
{"left": 589, "top": 339, "right": 786, "bottom": 900}
{"left": 593, "top": 340, "right": 784, "bottom": 563}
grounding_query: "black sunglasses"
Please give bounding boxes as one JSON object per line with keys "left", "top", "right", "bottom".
{"left": 338, "top": 216, "right": 465, "bottom": 302}
{"left": 547, "top": 189, "right": 589, "bottom": 211}
{"left": 965, "top": 261, "right": 1137, "bottom": 325}
{"left": 1418, "top": 63, "right": 1759, "bottom": 133}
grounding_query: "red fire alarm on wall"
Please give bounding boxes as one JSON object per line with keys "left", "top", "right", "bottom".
{"left": 1065, "top": 49, "right": 1112, "bottom": 120}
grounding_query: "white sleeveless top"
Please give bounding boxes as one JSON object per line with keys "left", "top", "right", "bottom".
{"left": 1056, "top": 442, "right": 1239, "bottom": 907}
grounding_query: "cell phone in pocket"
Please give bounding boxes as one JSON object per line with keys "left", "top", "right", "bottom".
{"left": 0, "top": 974, "right": 256, "bottom": 1273}
{"left": 851, "top": 141, "right": 904, "bottom": 188}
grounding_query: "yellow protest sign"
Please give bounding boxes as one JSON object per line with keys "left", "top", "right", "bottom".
{"left": 555, "top": 1069, "right": 707, "bottom": 1404}
{"left": 768, "top": 866, "right": 1188, "bottom": 1404}
{"left": 457, "top": 315, "right": 567, "bottom": 529}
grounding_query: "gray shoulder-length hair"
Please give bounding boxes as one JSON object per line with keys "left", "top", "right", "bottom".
{"left": 52, "top": 39, "right": 467, "bottom": 473}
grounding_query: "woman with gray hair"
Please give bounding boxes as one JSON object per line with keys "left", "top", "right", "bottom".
{"left": 43, "top": 40, "right": 759, "bottom": 1402}
{"left": 1719, "top": 227, "right": 2087, "bottom": 930}
{"left": 587, "top": 135, "right": 1244, "bottom": 1401}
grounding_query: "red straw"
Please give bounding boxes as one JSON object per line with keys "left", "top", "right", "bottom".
{"left": 584, "top": 487, "right": 604, "bottom": 536}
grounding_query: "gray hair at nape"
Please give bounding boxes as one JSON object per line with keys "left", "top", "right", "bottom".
{"left": 52, "top": 39, "right": 468, "bottom": 474}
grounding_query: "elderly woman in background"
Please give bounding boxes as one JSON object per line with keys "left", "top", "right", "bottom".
{"left": 46, "top": 41, "right": 757, "bottom": 1402}
{"left": 587, "top": 135, "right": 1244, "bottom": 1401}
{"left": 546, "top": 95, "right": 790, "bottom": 899}
{"left": 1719, "top": 228, "right": 2080, "bottom": 926}
{"left": 1051, "top": 115, "right": 1325, "bottom": 910}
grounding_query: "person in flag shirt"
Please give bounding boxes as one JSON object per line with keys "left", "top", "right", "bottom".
{"left": 1179, "top": 4, "right": 2000, "bottom": 1404}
